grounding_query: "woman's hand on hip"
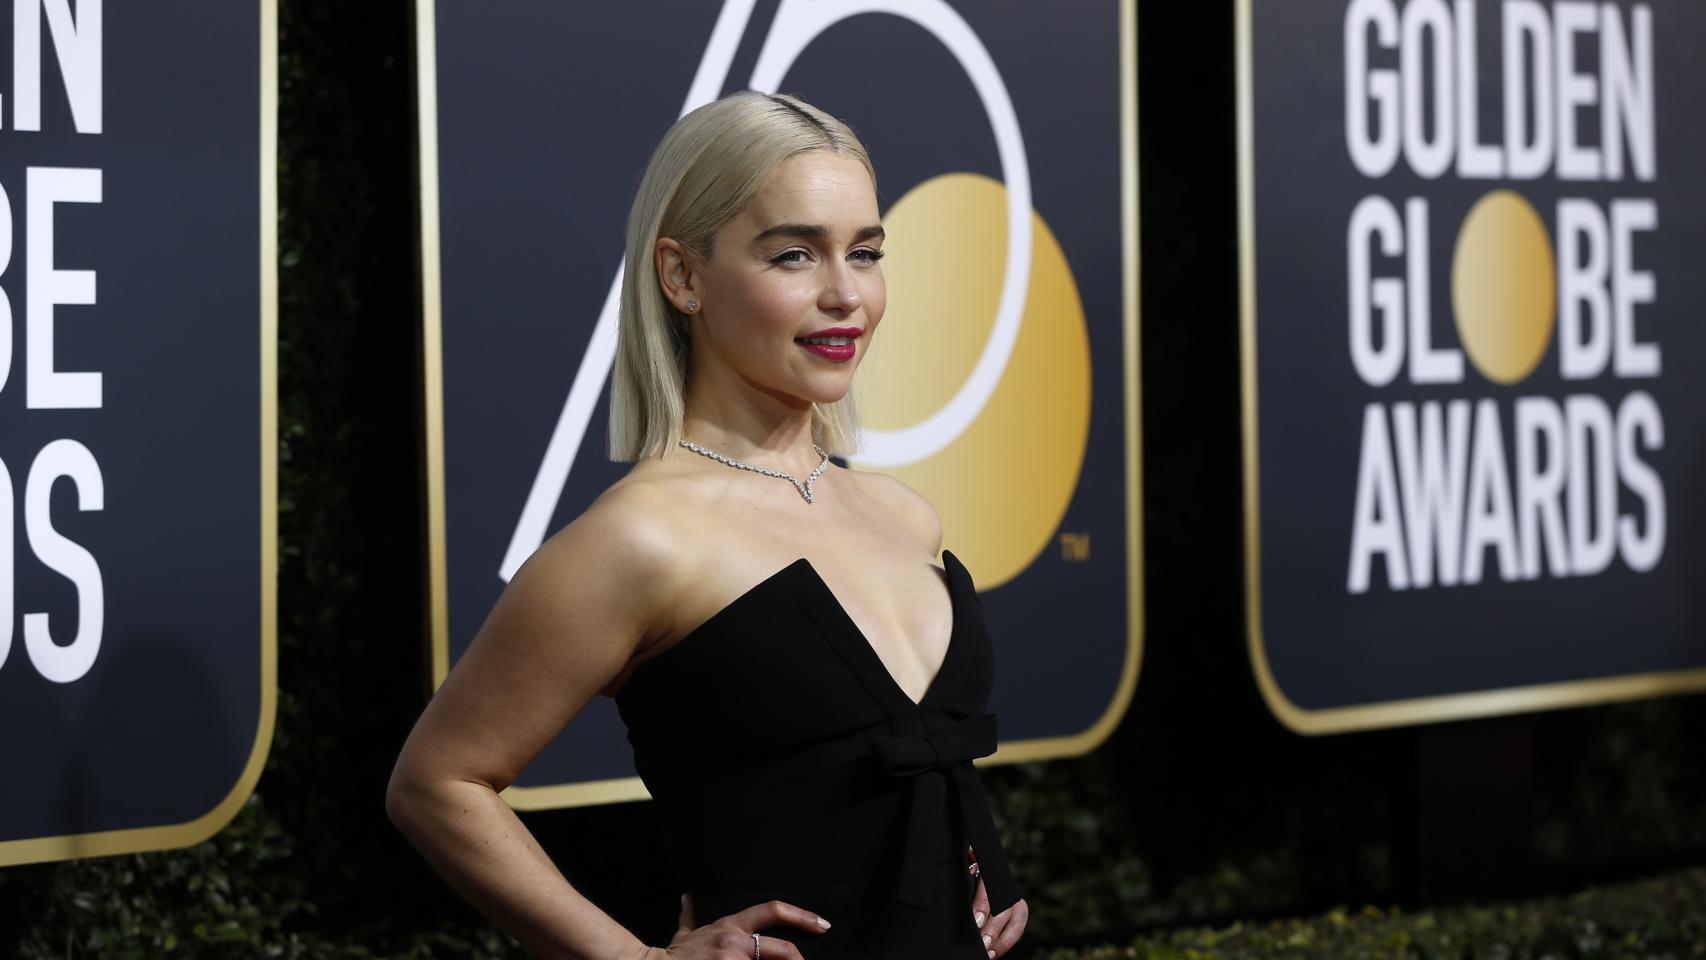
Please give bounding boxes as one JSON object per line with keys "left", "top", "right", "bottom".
{"left": 968, "top": 849, "right": 1029, "bottom": 958}
{"left": 644, "top": 892, "right": 830, "bottom": 959}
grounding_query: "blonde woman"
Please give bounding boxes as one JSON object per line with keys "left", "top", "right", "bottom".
{"left": 387, "top": 90, "right": 1029, "bottom": 960}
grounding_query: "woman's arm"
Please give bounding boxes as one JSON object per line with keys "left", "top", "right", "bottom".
{"left": 385, "top": 484, "right": 682, "bottom": 960}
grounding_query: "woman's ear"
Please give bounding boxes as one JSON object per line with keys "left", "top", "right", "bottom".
{"left": 654, "top": 237, "right": 699, "bottom": 313}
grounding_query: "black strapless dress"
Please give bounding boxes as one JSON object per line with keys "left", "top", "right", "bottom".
{"left": 613, "top": 548, "right": 1022, "bottom": 959}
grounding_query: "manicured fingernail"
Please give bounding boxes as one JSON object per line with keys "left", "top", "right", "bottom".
{"left": 983, "top": 933, "right": 992, "bottom": 947}
{"left": 816, "top": 916, "right": 831, "bottom": 929}
{"left": 974, "top": 911, "right": 985, "bottom": 927}
{"left": 988, "top": 951, "right": 996, "bottom": 958}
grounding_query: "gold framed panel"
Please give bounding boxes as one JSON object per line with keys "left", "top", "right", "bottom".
{"left": 0, "top": 0, "right": 279, "bottom": 866}
{"left": 416, "top": 0, "right": 1142, "bottom": 807}
{"left": 1234, "top": 0, "right": 1706, "bottom": 735}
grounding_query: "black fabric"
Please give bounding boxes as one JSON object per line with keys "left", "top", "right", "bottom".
{"left": 613, "top": 549, "right": 1020, "bottom": 959}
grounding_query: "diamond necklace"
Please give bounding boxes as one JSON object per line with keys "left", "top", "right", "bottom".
{"left": 678, "top": 437, "right": 831, "bottom": 504}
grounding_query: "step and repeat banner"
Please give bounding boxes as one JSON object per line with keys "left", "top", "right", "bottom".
{"left": 419, "top": 0, "right": 1138, "bottom": 808}
{"left": 1238, "top": 0, "right": 1706, "bottom": 732}
{"left": 0, "top": 3, "right": 277, "bottom": 863}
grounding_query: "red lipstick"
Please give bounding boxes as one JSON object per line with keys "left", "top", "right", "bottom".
{"left": 794, "top": 326, "right": 862, "bottom": 363}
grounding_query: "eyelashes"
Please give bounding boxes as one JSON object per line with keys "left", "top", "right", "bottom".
{"left": 770, "top": 248, "right": 886, "bottom": 265}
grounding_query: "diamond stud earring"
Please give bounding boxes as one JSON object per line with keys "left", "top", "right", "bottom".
{"left": 684, "top": 299, "right": 699, "bottom": 313}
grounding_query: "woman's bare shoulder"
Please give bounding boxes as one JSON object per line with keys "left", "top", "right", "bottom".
{"left": 841, "top": 467, "right": 944, "bottom": 557}
{"left": 530, "top": 457, "right": 704, "bottom": 588}
{"left": 389, "top": 461, "right": 709, "bottom": 793}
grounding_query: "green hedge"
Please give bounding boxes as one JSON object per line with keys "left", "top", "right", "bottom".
{"left": 1042, "top": 866, "right": 1706, "bottom": 960}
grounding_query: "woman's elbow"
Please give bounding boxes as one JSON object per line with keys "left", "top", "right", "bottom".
{"left": 384, "top": 759, "right": 427, "bottom": 829}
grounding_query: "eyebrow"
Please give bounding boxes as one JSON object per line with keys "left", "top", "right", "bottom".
{"left": 750, "top": 223, "right": 885, "bottom": 245}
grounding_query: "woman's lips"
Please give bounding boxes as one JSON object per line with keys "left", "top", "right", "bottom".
{"left": 795, "top": 337, "right": 856, "bottom": 362}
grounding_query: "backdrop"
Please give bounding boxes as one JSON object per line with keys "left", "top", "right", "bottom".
{"left": 1238, "top": 0, "right": 1706, "bottom": 732}
{"left": 0, "top": 0, "right": 275, "bottom": 865}
{"left": 419, "top": 0, "right": 1139, "bottom": 808}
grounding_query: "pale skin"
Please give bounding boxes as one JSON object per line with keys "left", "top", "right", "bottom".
{"left": 385, "top": 148, "right": 1029, "bottom": 959}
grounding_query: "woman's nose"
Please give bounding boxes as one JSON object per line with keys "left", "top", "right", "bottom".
{"left": 821, "top": 265, "right": 862, "bottom": 311}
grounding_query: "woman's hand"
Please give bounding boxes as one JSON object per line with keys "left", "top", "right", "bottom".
{"left": 968, "top": 849, "right": 1028, "bottom": 958}
{"left": 644, "top": 892, "right": 830, "bottom": 959}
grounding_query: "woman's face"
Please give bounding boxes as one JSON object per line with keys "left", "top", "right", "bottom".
{"left": 667, "top": 149, "right": 887, "bottom": 407}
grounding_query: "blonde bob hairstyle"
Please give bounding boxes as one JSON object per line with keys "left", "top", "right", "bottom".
{"left": 607, "top": 90, "right": 878, "bottom": 462}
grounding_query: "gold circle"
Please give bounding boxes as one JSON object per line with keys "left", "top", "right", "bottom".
{"left": 1450, "top": 190, "right": 1557, "bottom": 385}
{"left": 852, "top": 173, "right": 1092, "bottom": 587}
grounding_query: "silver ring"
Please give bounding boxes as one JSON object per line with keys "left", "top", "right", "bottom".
{"left": 752, "top": 932, "right": 761, "bottom": 958}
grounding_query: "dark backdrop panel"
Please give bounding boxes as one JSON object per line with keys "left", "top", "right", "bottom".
{"left": 0, "top": 2, "right": 270, "bottom": 860}
{"left": 1245, "top": 0, "right": 1706, "bottom": 724}
{"left": 430, "top": 0, "right": 1134, "bottom": 802}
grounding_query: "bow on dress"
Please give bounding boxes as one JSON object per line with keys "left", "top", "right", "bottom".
{"left": 868, "top": 711, "right": 1021, "bottom": 916}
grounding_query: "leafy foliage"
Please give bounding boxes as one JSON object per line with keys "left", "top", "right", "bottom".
{"left": 1041, "top": 867, "right": 1706, "bottom": 960}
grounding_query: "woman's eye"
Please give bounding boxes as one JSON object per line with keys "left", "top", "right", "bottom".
{"left": 771, "top": 248, "right": 885, "bottom": 265}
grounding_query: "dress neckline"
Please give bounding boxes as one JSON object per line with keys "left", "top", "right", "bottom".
{"left": 633, "top": 549, "right": 968, "bottom": 711}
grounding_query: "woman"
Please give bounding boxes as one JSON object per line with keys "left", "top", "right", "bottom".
{"left": 386, "top": 90, "right": 1030, "bottom": 959}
